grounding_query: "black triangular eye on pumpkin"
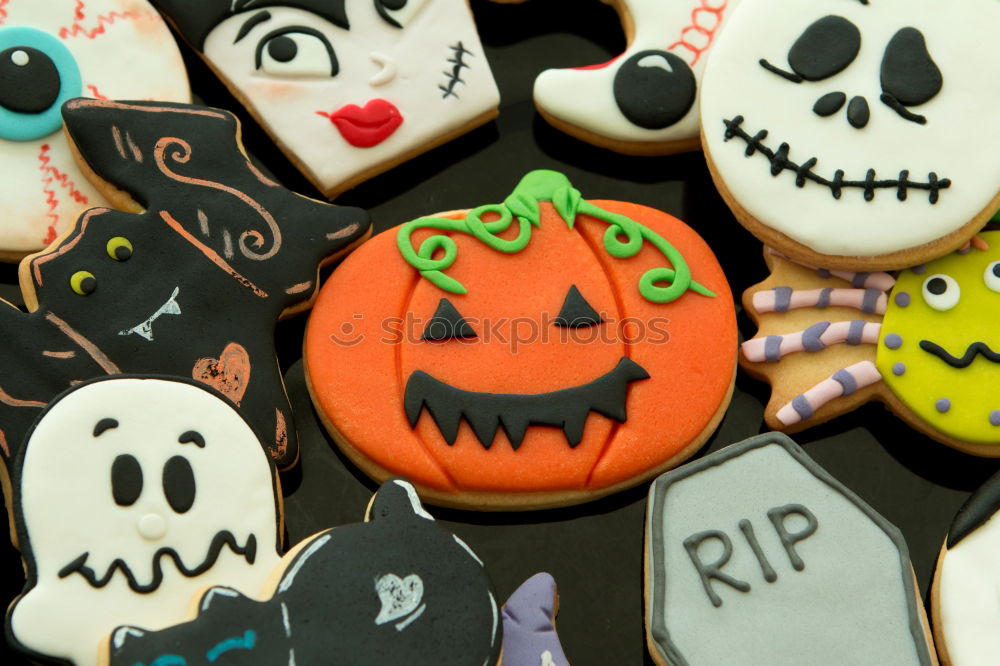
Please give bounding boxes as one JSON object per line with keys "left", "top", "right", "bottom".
{"left": 880, "top": 27, "right": 942, "bottom": 123}
{"left": 761, "top": 15, "right": 861, "bottom": 83}
{"left": 554, "top": 285, "right": 603, "bottom": 328}
{"left": 421, "top": 298, "right": 477, "bottom": 342}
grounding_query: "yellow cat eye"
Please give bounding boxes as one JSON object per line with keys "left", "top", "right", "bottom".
{"left": 70, "top": 270, "right": 96, "bottom": 296}
{"left": 106, "top": 237, "right": 133, "bottom": 262}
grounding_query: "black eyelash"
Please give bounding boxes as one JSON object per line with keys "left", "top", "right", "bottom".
{"left": 253, "top": 26, "right": 339, "bottom": 76}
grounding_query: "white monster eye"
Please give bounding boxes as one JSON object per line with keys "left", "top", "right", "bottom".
{"left": 255, "top": 28, "right": 338, "bottom": 78}
{"left": 374, "top": 0, "right": 430, "bottom": 28}
{"left": 984, "top": 261, "right": 1000, "bottom": 293}
{"left": 922, "top": 273, "right": 960, "bottom": 311}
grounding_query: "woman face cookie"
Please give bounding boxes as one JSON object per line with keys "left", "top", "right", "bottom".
{"left": 533, "top": 0, "right": 742, "bottom": 155}
{"left": 305, "top": 169, "right": 736, "bottom": 510}
{"left": 700, "top": 0, "right": 1000, "bottom": 269}
{"left": 6, "top": 376, "right": 283, "bottom": 666}
{"left": 740, "top": 232, "right": 1000, "bottom": 455}
{"left": 0, "top": 0, "right": 189, "bottom": 258}
{"left": 150, "top": 0, "right": 500, "bottom": 197}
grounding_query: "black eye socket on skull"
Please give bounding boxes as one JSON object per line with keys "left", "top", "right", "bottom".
{"left": 880, "top": 27, "right": 942, "bottom": 106}
{"left": 163, "top": 455, "right": 196, "bottom": 514}
{"left": 787, "top": 15, "right": 861, "bottom": 81}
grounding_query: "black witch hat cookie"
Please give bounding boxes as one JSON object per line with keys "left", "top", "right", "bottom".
{"left": 0, "top": 98, "right": 370, "bottom": 477}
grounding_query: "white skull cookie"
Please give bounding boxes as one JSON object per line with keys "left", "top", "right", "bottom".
{"left": 151, "top": 0, "right": 501, "bottom": 197}
{"left": 0, "top": 0, "right": 189, "bottom": 259}
{"left": 6, "top": 377, "right": 282, "bottom": 666}
{"left": 701, "top": 0, "right": 1000, "bottom": 270}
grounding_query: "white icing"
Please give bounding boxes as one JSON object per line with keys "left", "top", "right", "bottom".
{"left": 396, "top": 478, "right": 435, "bottom": 520}
{"left": 937, "top": 512, "right": 1000, "bottom": 665}
{"left": 452, "top": 534, "right": 484, "bottom": 566}
{"left": 700, "top": 0, "right": 1000, "bottom": 257}
{"left": 278, "top": 532, "right": 331, "bottom": 594}
{"left": 8, "top": 377, "right": 281, "bottom": 666}
{"left": 11, "top": 49, "right": 29, "bottom": 66}
{"left": 533, "top": 0, "right": 741, "bottom": 145}
{"left": 647, "top": 439, "right": 929, "bottom": 664}
{"left": 0, "top": 0, "right": 189, "bottom": 255}
{"left": 117, "top": 285, "right": 181, "bottom": 340}
{"left": 202, "top": 0, "right": 499, "bottom": 196}
{"left": 541, "top": 650, "right": 556, "bottom": 666}
{"left": 374, "top": 573, "right": 426, "bottom": 627}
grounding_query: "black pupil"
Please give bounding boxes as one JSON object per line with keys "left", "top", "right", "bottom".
{"left": 0, "top": 46, "right": 61, "bottom": 114}
{"left": 787, "top": 15, "right": 861, "bottom": 81}
{"left": 163, "top": 455, "right": 196, "bottom": 514}
{"left": 992, "top": 264, "right": 1000, "bottom": 279}
{"left": 80, "top": 276, "right": 97, "bottom": 294}
{"left": 267, "top": 35, "right": 298, "bottom": 63}
{"left": 111, "top": 454, "right": 143, "bottom": 507}
{"left": 927, "top": 277, "right": 947, "bottom": 295}
{"left": 114, "top": 245, "right": 132, "bottom": 261}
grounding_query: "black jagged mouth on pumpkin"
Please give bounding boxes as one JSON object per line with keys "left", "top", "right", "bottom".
{"left": 58, "top": 530, "right": 257, "bottom": 594}
{"left": 403, "top": 357, "right": 650, "bottom": 450}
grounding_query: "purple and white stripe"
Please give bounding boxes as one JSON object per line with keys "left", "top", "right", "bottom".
{"left": 766, "top": 248, "right": 896, "bottom": 291}
{"left": 742, "top": 321, "right": 882, "bottom": 362}
{"left": 752, "top": 287, "right": 888, "bottom": 315}
{"left": 775, "top": 361, "right": 883, "bottom": 426}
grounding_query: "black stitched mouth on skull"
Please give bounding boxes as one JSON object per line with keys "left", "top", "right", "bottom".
{"left": 757, "top": 14, "right": 943, "bottom": 128}
{"left": 58, "top": 530, "right": 257, "bottom": 594}
{"left": 722, "top": 115, "right": 950, "bottom": 203}
{"left": 403, "top": 357, "right": 650, "bottom": 450}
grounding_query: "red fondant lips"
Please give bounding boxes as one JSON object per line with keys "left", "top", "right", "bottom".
{"left": 320, "top": 99, "right": 403, "bottom": 148}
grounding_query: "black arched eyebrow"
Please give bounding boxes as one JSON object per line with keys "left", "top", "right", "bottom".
{"left": 235, "top": 10, "right": 271, "bottom": 44}
{"left": 178, "top": 430, "right": 206, "bottom": 448}
{"left": 93, "top": 418, "right": 119, "bottom": 437}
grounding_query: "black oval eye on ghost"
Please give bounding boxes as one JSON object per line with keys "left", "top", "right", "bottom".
{"left": 255, "top": 27, "right": 338, "bottom": 77}
{"left": 106, "top": 236, "right": 133, "bottom": 262}
{"left": 554, "top": 285, "right": 604, "bottom": 328}
{"left": 375, "top": 0, "right": 429, "bottom": 28}
{"left": 613, "top": 50, "right": 696, "bottom": 130}
{"left": 880, "top": 27, "right": 941, "bottom": 124}
{"left": 762, "top": 15, "right": 861, "bottom": 83}
{"left": 70, "top": 270, "right": 97, "bottom": 296}
{"left": 421, "top": 297, "right": 477, "bottom": 342}
{"left": 163, "top": 455, "right": 195, "bottom": 514}
{"left": 0, "top": 46, "right": 60, "bottom": 114}
{"left": 111, "top": 454, "right": 143, "bottom": 507}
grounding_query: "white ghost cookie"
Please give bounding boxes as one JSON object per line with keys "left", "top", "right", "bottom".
{"left": 0, "top": 0, "right": 189, "bottom": 260}
{"left": 150, "top": 0, "right": 500, "bottom": 197}
{"left": 6, "top": 376, "right": 282, "bottom": 666}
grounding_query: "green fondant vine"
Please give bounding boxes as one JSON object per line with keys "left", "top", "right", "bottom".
{"left": 396, "top": 170, "right": 714, "bottom": 303}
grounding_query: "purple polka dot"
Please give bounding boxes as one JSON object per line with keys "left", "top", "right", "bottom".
{"left": 884, "top": 333, "right": 903, "bottom": 350}
{"left": 894, "top": 292, "right": 910, "bottom": 308}
{"left": 892, "top": 362, "right": 906, "bottom": 376}
{"left": 936, "top": 398, "right": 951, "bottom": 414}
{"left": 958, "top": 245, "right": 971, "bottom": 255}
{"left": 991, "top": 411, "right": 1000, "bottom": 427}
{"left": 911, "top": 265, "right": 926, "bottom": 275}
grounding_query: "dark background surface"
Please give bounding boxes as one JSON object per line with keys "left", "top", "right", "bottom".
{"left": 1, "top": 1, "right": 997, "bottom": 663}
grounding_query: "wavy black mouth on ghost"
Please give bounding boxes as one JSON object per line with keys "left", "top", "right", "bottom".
{"left": 722, "top": 115, "right": 951, "bottom": 203}
{"left": 404, "top": 357, "right": 650, "bottom": 450}
{"left": 919, "top": 340, "right": 1000, "bottom": 368}
{"left": 58, "top": 530, "right": 257, "bottom": 594}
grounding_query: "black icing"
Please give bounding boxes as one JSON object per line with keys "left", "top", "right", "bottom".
{"left": 948, "top": 471, "right": 1000, "bottom": 548}
{"left": 375, "top": 0, "right": 409, "bottom": 28}
{"left": 0, "top": 99, "right": 370, "bottom": 475}
{"left": 880, "top": 28, "right": 942, "bottom": 107}
{"left": 722, "top": 115, "right": 950, "bottom": 203}
{"left": 0, "top": 47, "right": 60, "bottom": 114}
{"left": 111, "top": 454, "right": 143, "bottom": 507}
{"left": 107, "top": 480, "right": 502, "bottom": 666}
{"left": 58, "top": 530, "right": 257, "bottom": 594}
{"left": 163, "top": 455, "right": 195, "bottom": 513}
{"left": 613, "top": 50, "right": 696, "bottom": 130}
{"left": 421, "top": 298, "right": 476, "bottom": 342}
{"left": 926, "top": 277, "right": 947, "bottom": 295}
{"left": 179, "top": 430, "right": 206, "bottom": 448}
{"left": 554, "top": 285, "right": 603, "bottom": 328}
{"left": 846, "top": 96, "right": 869, "bottom": 129}
{"left": 254, "top": 27, "right": 339, "bottom": 76}
{"left": 812, "top": 92, "right": 846, "bottom": 117}
{"left": 149, "top": 0, "right": 349, "bottom": 50}
{"left": 266, "top": 35, "right": 297, "bottom": 63}
{"left": 787, "top": 16, "right": 861, "bottom": 81}
{"left": 93, "top": 417, "right": 119, "bottom": 437}
{"left": 404, "top": 357, "right": 649, "bottom": 449}
{"left": 919, "top": 340, "right": 1000, "bottom": 369}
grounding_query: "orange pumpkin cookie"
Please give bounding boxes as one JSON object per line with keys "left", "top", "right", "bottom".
{"left": 305, "top": 170, "right": 737, "bottom": 510}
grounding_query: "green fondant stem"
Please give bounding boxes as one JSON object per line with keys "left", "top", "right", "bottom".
{"left": 396, "top": 170, "right": 714, "bottom": 303}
